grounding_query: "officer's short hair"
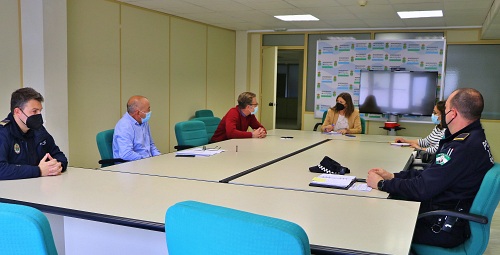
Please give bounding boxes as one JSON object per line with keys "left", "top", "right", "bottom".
{"left": 237, "top": 92, "right": 256, "bottom": 109}
{"left": 450, "top": 88, "right": 483, "bottom": 121}
{"left": 10, "top": 87, "right": 44, "bottom": 113}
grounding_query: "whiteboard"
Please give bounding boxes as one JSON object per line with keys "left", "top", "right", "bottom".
{"left": 444, "top": 45, "right": 500, "bottom": 119}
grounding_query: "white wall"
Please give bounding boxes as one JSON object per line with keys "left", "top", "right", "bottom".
{"left": 20, "top": 0, "right": 69, "bottom": 157}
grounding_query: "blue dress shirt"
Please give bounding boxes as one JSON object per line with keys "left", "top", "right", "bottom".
{"left": 112, "top": 113, "right": 161, "bottom": 161}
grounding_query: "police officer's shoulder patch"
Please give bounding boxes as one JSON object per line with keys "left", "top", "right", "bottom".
{"left": 0, "top": 119, "right": 10, "bottom": 127}
{"left": 453, "top": 133, "right": 469, "bottom": 141}
{"left": 435, "top": 153, "right": 451, "bottom": 165}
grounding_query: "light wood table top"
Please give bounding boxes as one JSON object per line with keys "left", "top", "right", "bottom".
{"left": 0, "top": 167, "right": 419, "bottom": 255}
{"left": 230, "top": 139, "right": 415, "bottom": 198}
{"left": 102, "top": 133, "right": 330, "bottom": 182}
{"left": 268, "top": 129, "right": 419, "bottom": 143}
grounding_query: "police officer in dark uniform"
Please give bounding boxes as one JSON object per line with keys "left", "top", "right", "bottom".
{"left": 0, "top": 87, "right": 68, "bottom": 180}
{"left": 367, "top": 88, "right": 494, "bottom": 248}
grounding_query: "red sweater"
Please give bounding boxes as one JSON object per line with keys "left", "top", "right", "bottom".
{"left": 210, "top": 106, "right": 265, "bottom": 142}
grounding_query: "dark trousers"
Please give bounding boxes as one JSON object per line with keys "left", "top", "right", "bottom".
{"left": 412, "top": 217, "right": 470, "bottom": 248}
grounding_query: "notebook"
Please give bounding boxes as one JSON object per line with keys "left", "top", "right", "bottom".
{"left": 309, "top": 174, "right": 356, "bottom": 190}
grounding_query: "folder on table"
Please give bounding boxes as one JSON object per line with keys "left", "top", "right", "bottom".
{"left": 309, "top": 174, "right": 356, "bottom": 190}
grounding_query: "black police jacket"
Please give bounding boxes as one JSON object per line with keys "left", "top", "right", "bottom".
{"left": 384, "top": 119, "right": 494, "bottom": 213}
{"left": 0, "top": 113, "right": 68, "bottom": 180}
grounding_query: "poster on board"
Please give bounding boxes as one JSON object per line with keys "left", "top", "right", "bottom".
{"left": 314, "top": 39, "right": 445, "bottom": 118}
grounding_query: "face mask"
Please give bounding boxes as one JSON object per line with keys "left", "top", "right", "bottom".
{"left": 141, "top": 111, "right": 152, "bottom": 123}
{"left": 20, "top": 109, "right": 44, "bottom": 130}
{"left": 335, "top": 102, "right": 345, "bottom": 111}
{"left": 431, "top": 114, "right": 440, "bottom": 125}
{"left": 445, "top": 110, "right": 455, "bottom": 126}
{"left": 251, "top": 106, "right": 258, "bottom": 115}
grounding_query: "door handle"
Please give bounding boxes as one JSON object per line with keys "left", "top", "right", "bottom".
{"left": 268, "top": 102, "right": 276, "bottom": 106}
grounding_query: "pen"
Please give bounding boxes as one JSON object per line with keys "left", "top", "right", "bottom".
{"left": 176, "top": 155, "right": 195, "bottom": 157}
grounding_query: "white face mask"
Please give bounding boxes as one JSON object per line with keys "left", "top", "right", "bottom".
{"left": 251, "top": 106, "right": 258, "bottom": 115}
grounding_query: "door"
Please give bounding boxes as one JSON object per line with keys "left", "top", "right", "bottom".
{"left": 261, "top": 46, "right": 277, "bottom": 130}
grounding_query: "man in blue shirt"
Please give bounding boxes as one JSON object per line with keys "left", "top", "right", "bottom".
{"left": 113, "top": 95, "right": 161, "bottom": 161}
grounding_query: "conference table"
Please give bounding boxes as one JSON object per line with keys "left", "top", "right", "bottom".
{"left": 267, "top": 128, "right": 405, "bottom": 143}
{"left": 0, "top": 129, "right": 421, "bottom": 255}
{"left": 0, "top": 167, "right": 419, "bottom": 255}
{"left": 230, "top": 138, "right": 415, "bottom": 198}
{"left": 102, "top": 131, "right": 331, "bottom": 182}
{"left": 103, "top": 129, "right": 415, "bottom": 185}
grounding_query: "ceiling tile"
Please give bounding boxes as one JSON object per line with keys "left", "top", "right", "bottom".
{"left": 117, "top": 0, "right": 500, "bottom": 39}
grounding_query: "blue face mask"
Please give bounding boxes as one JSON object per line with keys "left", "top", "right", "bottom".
{"left": 251, "top": 106, "right": 258, "bottom": 115}
{"left": 431, "top": 113, "right": 440, "bottom": 125}
{"left": 141, "top": 111, "right": 152, "bottom": 123}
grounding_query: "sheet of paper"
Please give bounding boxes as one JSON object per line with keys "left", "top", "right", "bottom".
{"left": 349, "top": 183, "right": 372, "bottom": 192}
{"left": 390, "top": 142, "right": 410, "bottom": 147}
{"left": 176, "top": 148, "right": 225, "bottom": 157}
{"left": 323, "top": 131, "right": 341, "bottom": 135}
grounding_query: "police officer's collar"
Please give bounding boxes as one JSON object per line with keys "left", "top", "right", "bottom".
{"left": 443, "top": 119, "right": 481, "bottom": 141}
{"left": 0, "top": 118, "right": 9, "bottom": 127}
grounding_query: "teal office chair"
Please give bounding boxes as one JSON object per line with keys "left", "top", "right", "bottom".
{"left": 191, "top": 116, "right": 221, "bottom": 141}
{"left": 360, "top": 117, "right": 366, "bottom": 134}
{"left": 96, "top": 129, "right": 126, "bottom": 167}
{"left": 165, "top": 200, "right": 311, "bottom": 255}
{"left": 174, "top": 120, "right": 209, "bottom": 150}
{"left": 412, "top": 163, "right": 500, "bottom": 255}
{"left": 194, "top": 109, "right": 214, "bottom": 118}
{"left": 313, "top": 110, "right": 328, "bottom": 131}
{"left": 0, "top": 202, "right": 58, "bottom": 255}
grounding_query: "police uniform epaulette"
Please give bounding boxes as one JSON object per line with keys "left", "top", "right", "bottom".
{"left": 453, "top": 133, "right": 470, "bottom": 141}
{"left": 0, "top": 119, "right": 10, "bottom": 127}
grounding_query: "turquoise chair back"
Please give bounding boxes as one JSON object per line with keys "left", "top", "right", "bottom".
{"left": 313, "top": 110, "right": 328, "bottom": 131}
{"left": 96, "top": 129, "right": 114, "bottom": 167}
{"left": 191, "top": 116, "right": 221, "bottom": 141}
{"left": 360, "top": 117, "right": 366, "bottom": 134}
{"left": 412, "top": 163, "right": 500, "bottom": 255}
{"left": 0, "top": 203, "right": 58, "bottom": 255}
{"left": 166, "top": 200, "right": 311, "bottom": 255}
{"left": 174, "top": 121, "right": 208, "bottom": 147}
{"left": 195, "top": 109, "right": 214, "bottom": 118}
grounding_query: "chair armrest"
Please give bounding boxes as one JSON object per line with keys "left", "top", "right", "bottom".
{"left": 98, "top": 158, "right": 127, "bottom": 165}
{"left": 174, "top": 145, "right": 195, "bottom": 151}
{"left": 418, "top": 210, "right": 488, "bottom": 224}
{"left": 313, "top": 122, "right": 322, "bottom": 131}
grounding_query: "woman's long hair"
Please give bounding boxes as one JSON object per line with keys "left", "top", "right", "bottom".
{"left": 332, "top": 92, "right": 355, "bottom": 118}
{"left": 436, "top": 100, "right": 446, "bottom": 130}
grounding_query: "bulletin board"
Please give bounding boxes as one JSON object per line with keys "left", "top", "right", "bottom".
{"left": 314, "top": 39, "right": 446, "bottom": 118}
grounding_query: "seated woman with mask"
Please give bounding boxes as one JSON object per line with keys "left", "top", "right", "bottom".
{"left": 395, "top": 100, "right": 446, "bottom": 154}
{"left": 320, "top": 92, "right": 362, "bottom": 134}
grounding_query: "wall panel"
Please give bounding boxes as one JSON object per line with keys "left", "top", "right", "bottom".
{"left": 68, "top": 0, "right": 120, "bottom": 168}
{"left": 169, "top": 17, "right": 207, "bottom": 150}
{"left": 0, "top": 0, "right": 21, "bottom": 115}
{"left": 207, "top": 27, "right": 236, "bottom": 117}
{"left": 121, "top": 5, "right": 170, "bottom": 154}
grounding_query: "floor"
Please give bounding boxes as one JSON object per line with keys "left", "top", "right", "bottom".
{"left": 275, "top": 118, "right": 301, "bottom": 130}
